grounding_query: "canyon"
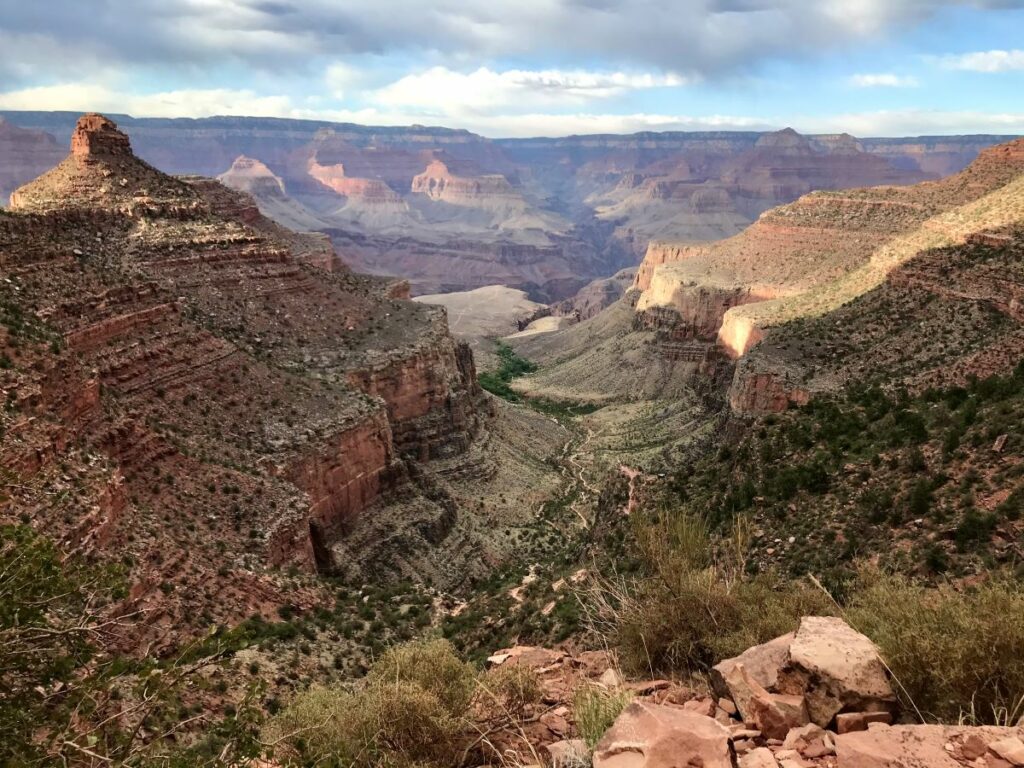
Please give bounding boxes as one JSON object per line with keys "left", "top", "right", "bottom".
{"left": 0, "top": 114, "right": 565, "bottom": 651}
{"left": 513, "top": 137, "right": 1024, "bottom": 412}
{"left": 3, "top": 111, "right": 1024, "bottom": 768}
{"left": 2, "top": 111, "right": 1014, "bottom": 301}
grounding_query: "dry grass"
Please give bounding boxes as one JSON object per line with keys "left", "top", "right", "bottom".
{"left": 481, "top": 664, "right": 543, "bottom": 714}
{"left": 848, "top": 571, "right": 1024, "bottom": 724}
{"left": 589, "top": 510, "right": 832, "bottom": 675}
{"left": 265, "top": 639, "right": 477, "bottom": 767}
{"left": 573, "top": 684, "right": 633, "bottom": 750}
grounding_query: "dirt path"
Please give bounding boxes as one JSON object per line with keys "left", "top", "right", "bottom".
{"left": 619, "top": 464, "right": 646, "bottom": 516}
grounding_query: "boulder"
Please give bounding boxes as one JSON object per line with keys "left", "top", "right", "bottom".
{"left": 592, "top": 702, "right": 732, "bottom": 768}
{"left": 834, "top": 710, "right": 893, "bottom": 734}
{"left": 779, "top": 616, "right": 896, "bottom": 726}
{"left": 727, "top": 663, "right": 809, "bottom": 740}
{"left": 739, "top": 747, "right": 781, "bottom": 768}
{"left": 782, "top": 723, "right": 834, "bottom": 758}
{"left": 712, "top": 632, "right": 794, "bottom": 699}
{"left": 835, "top": 724, "right": 1023, "bottom": 767}
{"left": 990, "top": 736, "right": 1024, "bottom": 766}
{"left": 747, "top": 690, "right": 811, "bottom": 742}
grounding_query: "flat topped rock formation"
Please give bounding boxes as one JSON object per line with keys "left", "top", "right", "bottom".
{"left": 11, "top": 112, "right": 201, "bottom": 215}
{"left": 0, "top": 114, "right": 565, "bottom": 652}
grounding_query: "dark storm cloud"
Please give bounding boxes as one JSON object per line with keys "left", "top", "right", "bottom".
{"left": 1, "top": 0, "right": 1023, "bottom": 84}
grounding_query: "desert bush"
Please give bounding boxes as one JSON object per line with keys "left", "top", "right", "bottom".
{"left": 848, "top": 570, "right": 1024, "bottom": 723}
{"left": 368, "top": 638, "right": 477, "bottom": 717}
{"left": 266, "top": 638, "right": 476, "bottom": 767}
{"left": 481, "top": 663, "right": 543, "bottom": 714}
{"left": 573, "top": 685, "right": 632, "bottom": 749}
{"left": 597, "top": 510, "right": 832, "bottom": 675}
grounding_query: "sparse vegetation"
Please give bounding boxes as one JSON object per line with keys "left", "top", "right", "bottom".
{"left": 592, "top": 510, "right": 833, "bottom": 675}
{"left": 264, "top": 639, "right": 476, "bottom": 767}
{"left": 573, "top": 684, "right": 632, "bottom": 750}
{"left": 848, "top": 570, "right": 1024, "bottom": 723}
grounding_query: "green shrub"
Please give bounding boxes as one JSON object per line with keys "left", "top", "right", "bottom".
{"left": 573, "top": 685, "right": 632, "bottom": 749}
{"left": 266, "top": 638, "right": 476, "bottom": 767}
{"left": 482, "top": 663, "right": 543, "bottom": 714}
{"left": 368, "top": 638, "right": 476, "bottom": 717}
{"left": 604, "top": 511, "right": 833, "bottom": 675}
{"left": 849, "top": 571, "right": 1024, "bottom": 723}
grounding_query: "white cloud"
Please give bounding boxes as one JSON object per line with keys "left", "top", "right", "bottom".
{"left": 324, "top": 63, "right": 365, "bottom": 99}
{"left": 372, "top": 66, "right": 690, "bottom": 114}
{"left": 939, "top": 49, "right": 1024, "bottom": 72}
{"left": 3, "top": 1, "right": 1024, "bottom": 86}
{"left": 793, "top": 109, "right": 1024, "bottom": 136}
{"left": 848, "top": 73, "right": 919, "bottom": 87}
{"left": 0, "top": 83, "right": 297, "bottom": 119}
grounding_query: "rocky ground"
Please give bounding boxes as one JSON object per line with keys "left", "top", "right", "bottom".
{"left": 468, "top": 615, "right": 1024, "bottom": 768}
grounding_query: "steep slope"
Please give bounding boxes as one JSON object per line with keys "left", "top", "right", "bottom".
{"left": 217, "top": 154, "right": 331, "bottom": 233}
{"left": 730, "top": 227, "right": 1024, "bottom": 412}
{"left": 0, "top": 114, "right": 565, "bottom": 651}
{"left": 511, "top": 138, "right": 1024, "bottom": 429}
{"left": 635, "top": 138, "right": 1024, "bottom": 358}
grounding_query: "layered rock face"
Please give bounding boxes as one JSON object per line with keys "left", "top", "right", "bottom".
{"left": 0, "top": 114, "right": 502, "bottom": 649}
{"left": 730, "top": 225, "right": 1024, "bottom": 413}
{"left": 307, "top": 158, "right": 407, "bottom": 207}
{"left": 632, "top": 138, "right": 1024, "bottom": 387}
{"left": 515, "top": 138, "right": 1024, "bottom": 413}
{"left": 411, "top": 159, "right": 525, "bottom": 210}
{"left": 6, "top": 112, "right": 1006, "bottom": 300}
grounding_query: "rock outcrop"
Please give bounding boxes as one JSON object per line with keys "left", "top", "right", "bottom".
{"left": 0, "top": 114, "right": 563, "bottom": 650}
{"left": 593, "top": 702, "right": 733, "bottom": 768}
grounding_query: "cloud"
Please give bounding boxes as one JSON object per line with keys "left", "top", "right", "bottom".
{"left": 848, "top": 73, "right": 919, "bottom": 87}
{"left": 372, "top": 67, "right": 690, "bottom": 114}
{"left": 2, "top": 0, "right": 1023, "bottom": 84}
{"left": 0, "top": 83, "right": 297, "bottom": 119}
{"left": 939, "top": 49, "right": 1024, "bottom": 72}
{"left": 324, "top": 63, "right": 366, "bottom": 99}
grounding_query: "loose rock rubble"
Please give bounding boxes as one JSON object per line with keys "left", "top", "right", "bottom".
{"left": 485, "top": 616, "right": 1024, "bottom": 768}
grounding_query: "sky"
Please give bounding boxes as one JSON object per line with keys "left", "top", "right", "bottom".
{"left": 0, "top": 0, "right": 1022, "bottom": 137}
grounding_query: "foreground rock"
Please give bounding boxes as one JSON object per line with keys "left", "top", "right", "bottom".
{"left": 835, "top": 723, "right": 1024, "bottom": 767}
{"left": 713, "top": 617, "right": 896, "bottom": 731}
{"left": 593, "top": 702, "right": 732, "bottom": 768}
{"left": 781, "top": 616, "right": 897, "bottom": 726}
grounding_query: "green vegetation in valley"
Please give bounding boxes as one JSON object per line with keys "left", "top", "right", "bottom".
{"left": 479, "top": 341, "right": 603, "bottom": 419}
{"left": 479, "top": 341, "right": 537, "bottom": 401}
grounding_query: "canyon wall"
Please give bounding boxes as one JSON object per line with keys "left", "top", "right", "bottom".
{"left": 0, "top": 114, "right": 502, "bottom": 650}
{"left": 3, "top": 111, "right": 1011, "bottom": 300}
